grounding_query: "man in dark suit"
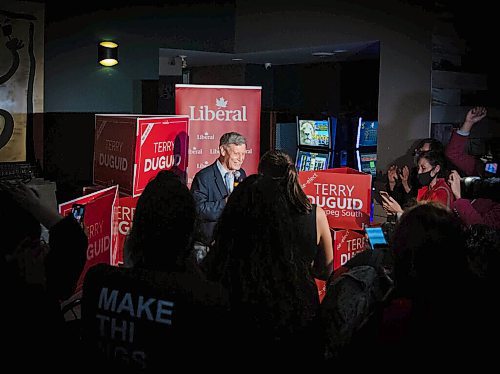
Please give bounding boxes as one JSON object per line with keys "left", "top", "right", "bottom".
{"left": 191, "top": 132, "right": 247, "bottom": 262}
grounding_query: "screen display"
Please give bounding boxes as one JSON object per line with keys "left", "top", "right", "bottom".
{"left": 296, "top": 150, "right": 330, "bottom": 171}
{"left": 356, "top": 119, "right": 378, "bottom": 148}
{"left": 365, "top": 227, "right": 388, "bottom": 249}
{"left": 71, "top": 204, "right": 85, "bottom": 226}
{"left": 357, "top": 151, "right": 377, "bottom": 177}
{"left": 485, "top": 162, "right": 498, "bottom": 174}
{"left": 297, "top": 119, "right": 330, "bottom": 147}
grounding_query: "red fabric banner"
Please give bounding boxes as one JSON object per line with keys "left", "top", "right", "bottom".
{"left": 175, "top": 84, "right": 261, "bottom": 186}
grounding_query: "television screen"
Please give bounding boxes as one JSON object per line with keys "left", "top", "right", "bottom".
{"left": 296, "top": 150, "right": 330, "bottom": 171}
{"left": 297, "top": 119, "right": 330, "bottom": 148}
{"left": 357, "top": 151, "right": 377, "bottom": 177}
{"left": 356, "top": 119, "right": 378, "bottom": 148}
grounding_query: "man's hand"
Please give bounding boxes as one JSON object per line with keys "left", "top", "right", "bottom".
{"left": 461, "top": 106, "right": 487, "bottom": 133}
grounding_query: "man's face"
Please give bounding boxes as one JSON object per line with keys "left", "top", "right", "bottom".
{"left": 220, "top": 143, "right": 246, "bottom": 171}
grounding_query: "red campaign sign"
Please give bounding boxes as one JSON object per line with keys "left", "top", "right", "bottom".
{"left": 83, "top": 185, "right": 140, "bottom": 267}
{"left": 134, "top": 117, "right": 188, "bottom": 194}
{"left": 314, "top": 229, "right": 367, "bottom": 303}
{"left": 93, "top": 116, "right": 136, "bottom": 193}
{"left": 59, "top": 185, "right": 119, "bottom": 293}
{"left": 93, "top": 115, "right": 189, "bottom": 196}
{"left": 114, "top": 195, "right": 139, "bottom": 266}
{"left": 299, "top": 167, "right": 372, "bottom": 230}
{"left": 332, "top": 228, "right": 367, "bottom": 270}
{"left": 315, "top": 279, "right": 327, "bottom": 303}
{"left": 175, "top": 84, "right": 261, "bottom": 186}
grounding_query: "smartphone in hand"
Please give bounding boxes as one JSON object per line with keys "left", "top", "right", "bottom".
{"left": 379, "top": 190, "right": 390, "bottom": 199}
{"left": 71, "top": 204, "right": 86, "bottom": 227}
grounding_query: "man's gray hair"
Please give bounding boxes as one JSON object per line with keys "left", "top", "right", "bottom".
{"left": 219, "top": 132, "right": 247, "bottom": 147}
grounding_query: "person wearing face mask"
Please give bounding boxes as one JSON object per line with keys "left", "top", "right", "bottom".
{"left": 381, "top": 150, "right": 453, "bottom": 216}
{"left": 385, "top": 138, "right": 445, "bottom": 208}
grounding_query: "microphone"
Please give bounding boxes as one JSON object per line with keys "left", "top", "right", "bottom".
{"left": 233, "top": 170, "right": 241, "bottom": 188}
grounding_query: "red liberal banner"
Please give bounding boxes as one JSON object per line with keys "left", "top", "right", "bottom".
{"left": 175, "top": 84, "right": 261, "bottom": 186}
{"left": 299, "top": 167, "right": 372, "bottom": 230}
{"left": 59, "top": 185, "right": 119, "bottom": 293}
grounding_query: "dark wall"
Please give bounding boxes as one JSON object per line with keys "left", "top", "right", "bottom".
{"left": 44, "top": 2, "right": 236, "bottom": 113}
{"left": 43, "top": 112, "right": 95, "bottom": 202}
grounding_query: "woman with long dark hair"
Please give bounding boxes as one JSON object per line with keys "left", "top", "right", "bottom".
{"left": 205, "top": 174, "right": 322, "bottom": 364}
{"left": 258, "top": 149, "right": 333, "bottom": 280}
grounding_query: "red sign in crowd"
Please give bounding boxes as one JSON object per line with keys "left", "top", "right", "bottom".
{"left": 59, "top": 185, "right": 119, "bottom": 292}
{"left": 299, "top": 167, "right": 372, "bottom": 230}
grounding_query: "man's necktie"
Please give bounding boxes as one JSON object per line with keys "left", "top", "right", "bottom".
{"left": 225, "top": 172, "right": 233, "bottom": 193}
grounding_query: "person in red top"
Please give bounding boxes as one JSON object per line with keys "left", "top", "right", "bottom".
{"left": 381, "top": 150, "right": 453, "bottom": 215}
{"left": 445, "top": 106, "right": 500, "bottom": 229}
{"left": 445, "top": 106, "right": 487, "bottom": 176}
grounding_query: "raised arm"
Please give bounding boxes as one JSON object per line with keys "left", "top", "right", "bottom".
{"left": 445, "top": 106, "right": 487, "bottom": 176}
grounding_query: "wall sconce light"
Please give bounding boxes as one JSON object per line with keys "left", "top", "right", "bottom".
{"left": 98, "top": 41, "right": 118, "bottom": 66}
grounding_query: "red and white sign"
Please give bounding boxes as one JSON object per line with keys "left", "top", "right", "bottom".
{"left": 59, "top": 185, "right": 119, "bottom": 293}
{"left": 83, "top": 185, "right": 139, "bottom": 267}
{"left": 93, "top": 115, "right": 188, "bottom": 196}
{"left": 115, "top": 195, "right": 139, "bottom": 266}
{"left": 175, "top": 84, "right": 261, "bottom": 186}
{"left": 299, "top": 167, "right": 372, "bottom": 230}
{"left": 315, "top": 229, "right": 367, "bottom": 303}
{"left": 332, "top": 228, "right": 367, "bottom": 270}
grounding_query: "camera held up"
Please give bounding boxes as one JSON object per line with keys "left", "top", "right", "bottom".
{"left": 460, "top": 176, "right": 500, "bottom": 202}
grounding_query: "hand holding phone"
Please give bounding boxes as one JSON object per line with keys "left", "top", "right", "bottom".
{"left": 71, "top": 204, "right": 85, "bottom": 226}
{"left": 379, "top": 190, "right": 390, "bottom": 200}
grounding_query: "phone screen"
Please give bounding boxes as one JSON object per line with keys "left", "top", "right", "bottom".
{"left": 365, "top": 227, "right": 388, "bottom": 249}
{"left": 485, "top": 162, "right": 497, "bottom": 174}
{"left": 71, "top": 204, "right": 85, "bottom": 225}
{"left": 379, "top": 190, "right": 389, "bottom": 198}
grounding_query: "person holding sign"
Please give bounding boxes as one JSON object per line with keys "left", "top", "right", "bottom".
{"left": 191, "top": 132, "right": 247, "bottom": 262}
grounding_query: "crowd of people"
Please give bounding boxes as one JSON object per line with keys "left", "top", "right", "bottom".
{"left": 2, "top": 107, "right": 499, "bottom": 369}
